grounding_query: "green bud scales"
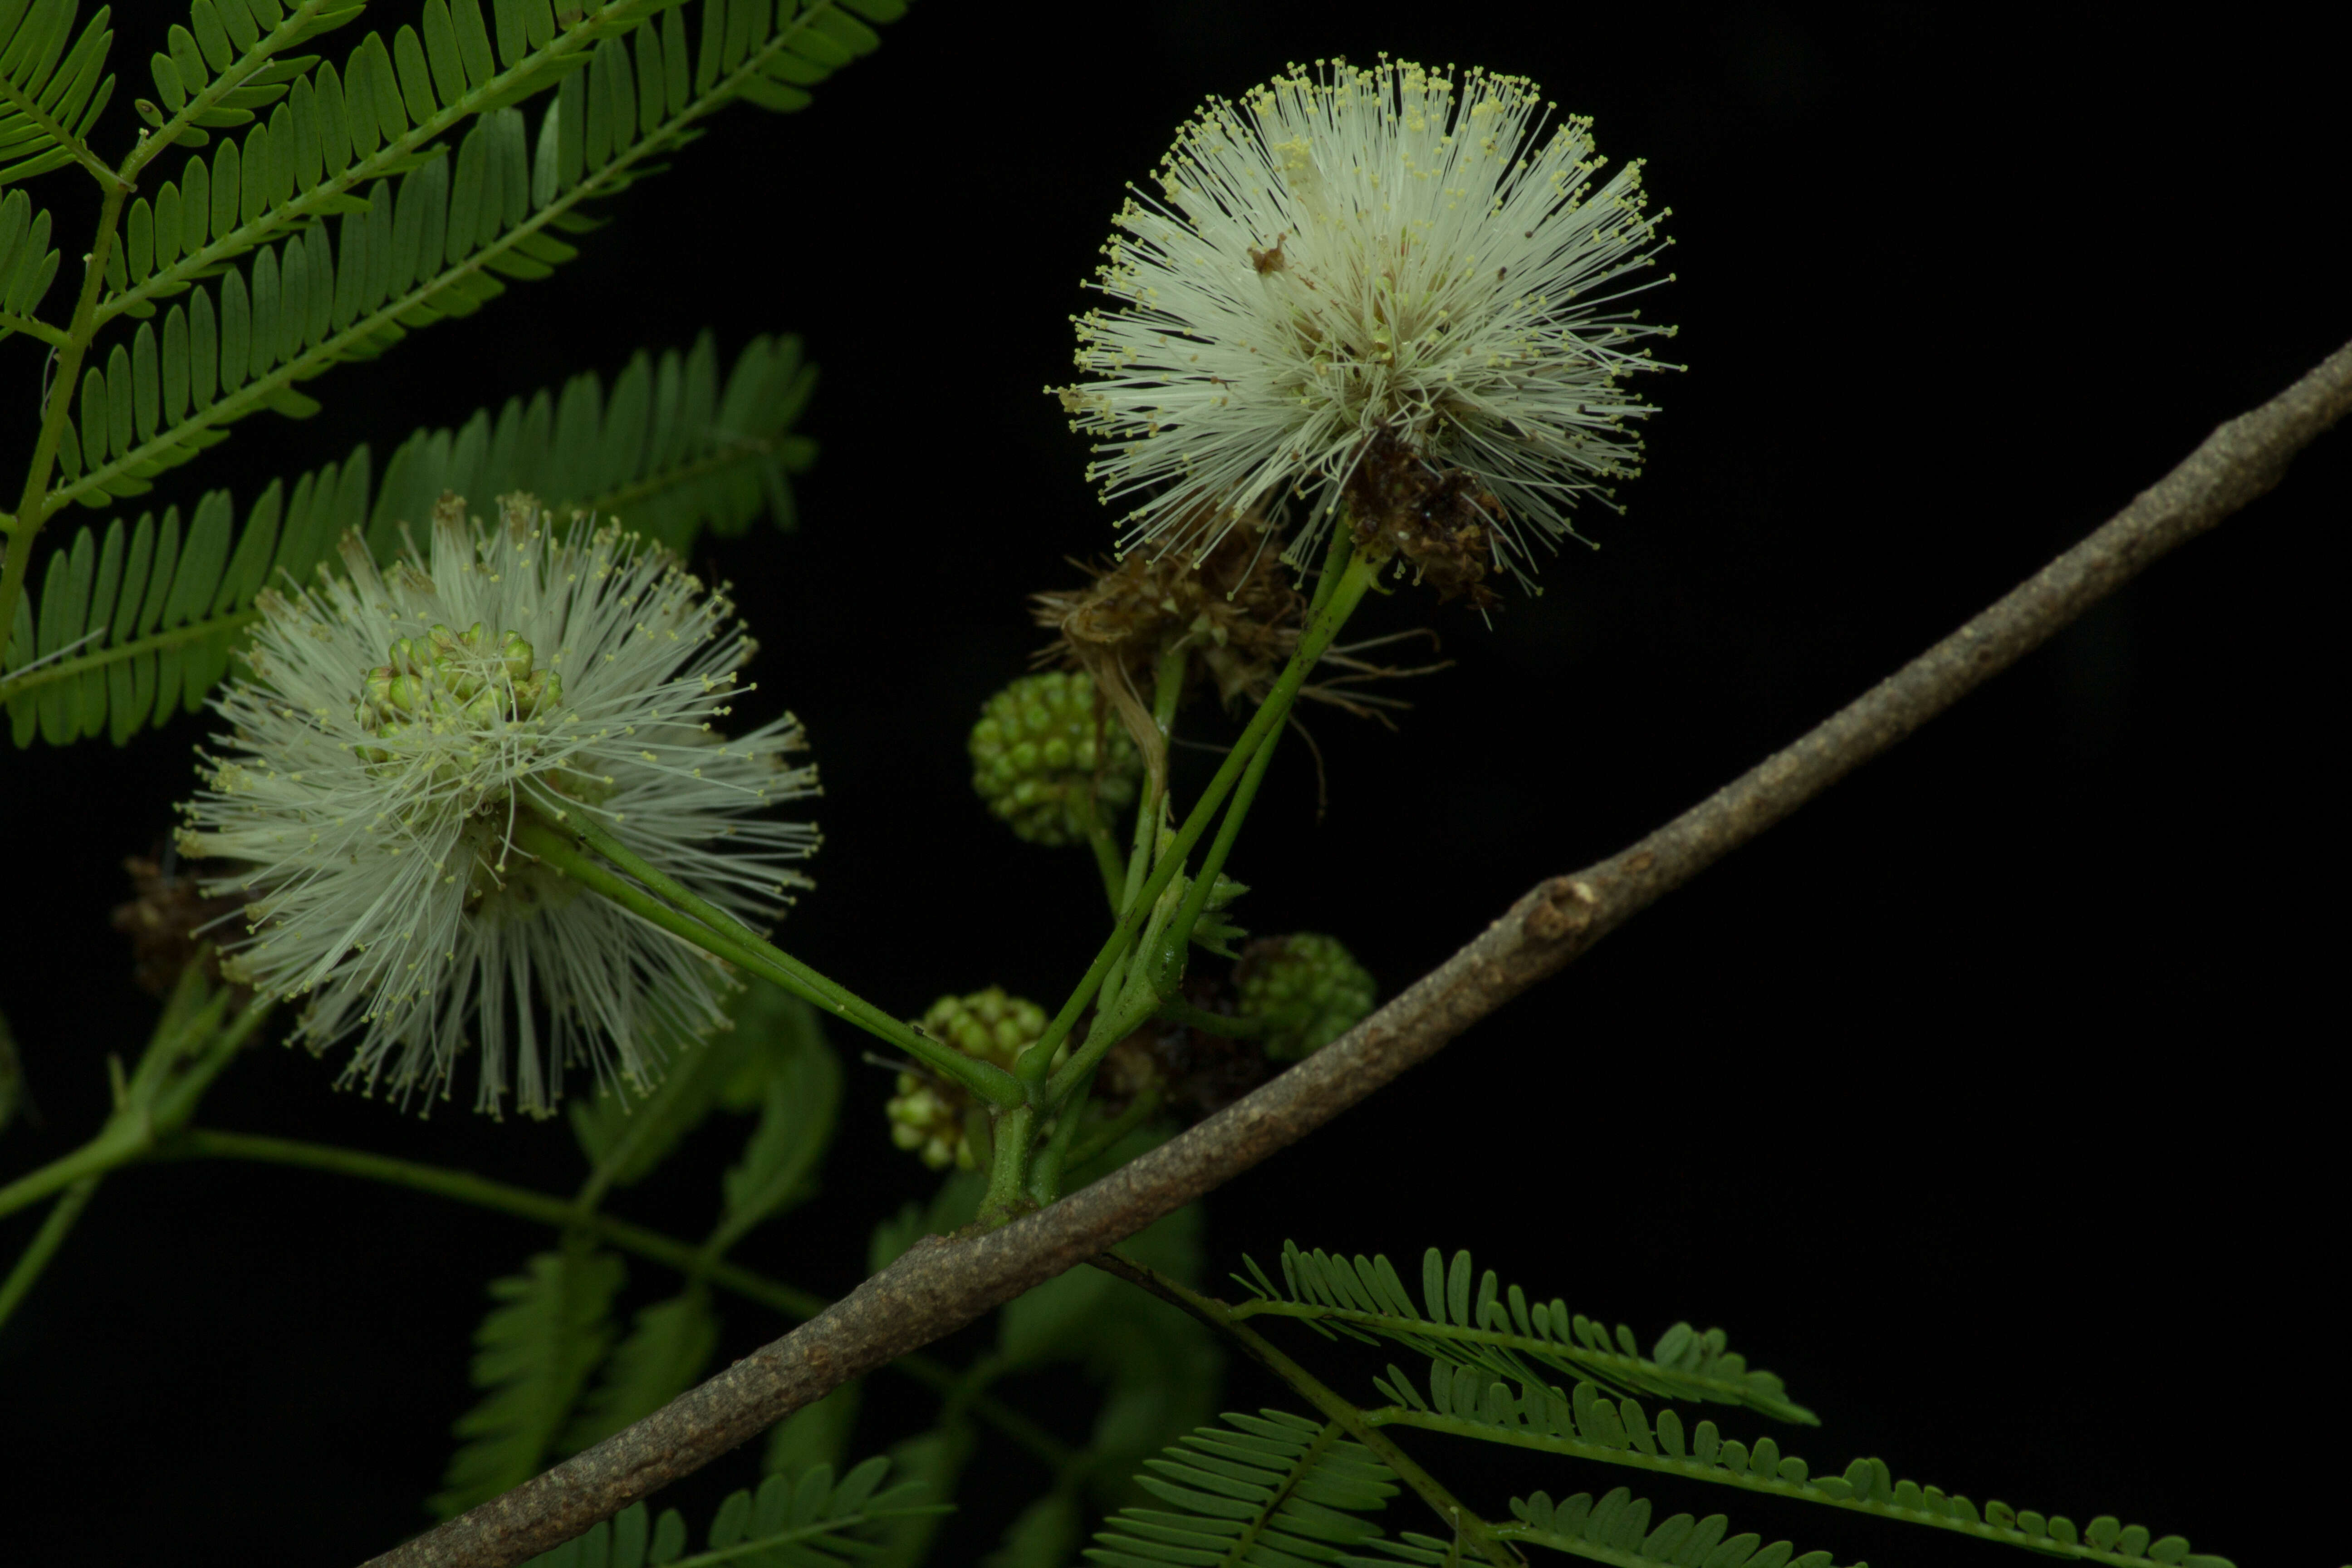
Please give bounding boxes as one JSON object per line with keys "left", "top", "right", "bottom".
{"left": 968, "top": 671, "right": 1141, "bottom": 846}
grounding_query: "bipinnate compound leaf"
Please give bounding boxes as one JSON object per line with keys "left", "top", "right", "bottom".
{"left": 519, "top": 1459, "right": 942, "bottom": 1568}
{"left": 1238, "top": 1243, "right": 1814, "bottom": 1425}
{"left": 432, "top": 1239, "right": 624, "bottom": 1518}
{"left": 0, "top": 0, "right": 115, "bottom": 187}
{"left": 0, "top": 185, "right": 61, "bottom": 333}
{"left": 1, "top": 446, "right": 368, "bottom": 746}
{"left": 3, "top": 330, "right": 813, "bottom": 747}
{"left": 1086, "top": 1408, "right": 1400, "bottom": 1568}
{"left": 559, "top": 1289, "right": 718, "bottom": 1457}
{"left": 367, "top": 331, "right": 816, "bottom": 559}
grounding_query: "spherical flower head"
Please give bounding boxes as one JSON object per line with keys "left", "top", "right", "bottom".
{"left": 176, "top": 493, "right": 819, "bottom": 1119}
{"left": 1235, "top": 933, "right": 1376, "bottom": 1062}
{"left": 968, "top": 671, "right": 1141, "bottom": 846}
{"left": 1053, "top": 57, "right": 1676, "bottom": 598}
{"left": 885, "top": 987, "right": 1058, "bottom": 1169}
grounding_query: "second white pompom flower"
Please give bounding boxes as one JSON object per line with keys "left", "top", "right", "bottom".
{"left": 1056, "top": 57, "right": 1676, "bottom": 595}
{"left": 178, "top": 494, "right": 818, "bottom": 1118}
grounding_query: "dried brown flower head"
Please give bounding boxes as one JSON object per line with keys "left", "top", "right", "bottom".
{"left": 1341, "top": 428, "right": 1507, "bottom": 611}
{"left": 1033, "top": 512, "right": 1305, "bottom": 770}
{"left": 110, "top": 853, "right": 253, "bottom": 997}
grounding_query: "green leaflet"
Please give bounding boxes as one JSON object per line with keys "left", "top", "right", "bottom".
{"left": 3, "top": 323, "right": 815, "bottom": 747}
{"left": 1489, "top": 1488, "right": 1848, "bottom": 1568}
{"left": 558, "top": 1289, "right": 719, "bottom": 1456}
{"left": 1238, "top": 1243, "right": 1816, "bottom": 1426}
{"left": 520, "top": 1458, "right": 943, "bottom": 1568}
{"left": 109, "top": 0, "right": 897, "bottom": 325}
{"left": 56, "top": 0, "right": 887, "bottom": 517}
{"left": 368, "top": 331, "right": 816, "bottom": 560}
{"left": 567, "top": 979, "right": 833, "bottom": 1196}
{"left": 0, "top": 0, "right": 116, "bottom": 187}
{"left": 554, "top": 986, "right": 838, "bottom": 1460}
{"left": 710, "top": 989, "right": 839, "bottom": 1254}
{"left": 1087, "top": 1409, "right": 1401, "bottom": 1568}
{"left": 1374, "top": 1348, "right": 2234, "bottom": 1568}
{"left": 0, "top": 0, "right": 888, "bottom": 666}
{"left": 0, "top": 446, "right": 366, "bottom": 746}
{"left": 0, "top": 185, "right": 61, "bottom": 333}
{"left": 431, "top": 1238, "right": 626, "bottom": 1519}
{"left": 764, "top": 1381, "right": 863, "bottom": 1481}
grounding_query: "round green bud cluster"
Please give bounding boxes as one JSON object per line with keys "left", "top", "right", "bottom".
{"left": 354, "top": 621, "right": 561, "bottom": 764}
{"left": 969, "top": 671, "right": 1140, "bottom": 846}
{"left": 886, "top": 987, "right": 1056, "bottom": 1171}
{"left": 1236, "top": 934, "right": 1376, "bottom": 1062}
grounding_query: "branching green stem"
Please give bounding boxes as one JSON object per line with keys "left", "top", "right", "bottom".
{"left": 0, "top": 181, "right": 128, "bottom": 667}
{"left": 1090, "top": 1252, "right": 1519, "bottom": 1568}
{"left": 0, "top": 981, "right": 269, "bottom": 1221}
{"left": 0, "top": 1177, "right": 99, "bottom": 1334}
{"left": 511, "top": 812, "right": 1023, "bottom": 1109}
{"left": 0, "top": 61, "right": 118, "bottom": 187}
{"left": 0, "top": 311, "right": 69, "bottom": 349}
{"left": 1018, "top": 531, "right": 1372, "bottom": 1098}
{"left": 119, "top": 1, "right": 346, "bottom": 188}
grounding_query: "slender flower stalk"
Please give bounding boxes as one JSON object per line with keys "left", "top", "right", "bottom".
{"left": 177, "top": 494, "right": 818, "bottom": 1118}
{"left": 1055, "top": 57, "right": 1676, "bottom": 597}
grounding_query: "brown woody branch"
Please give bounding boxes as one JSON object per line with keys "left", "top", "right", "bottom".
{"left": 365, "top": 337, "right": 2352, "bottom": 1568}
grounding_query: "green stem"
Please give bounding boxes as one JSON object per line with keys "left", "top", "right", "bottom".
{"left": 170, "top": 1129, "right": 1074, "bottom": 1472}
{"left": 0, "top": 311, "right": 69, "bottom": 349}
{"left": 1025, "top": 1065, "right": 1097, "bottom": 1205}
{"left": 117, "top": 1, "right": 341, "bottom": 187}
{"left": 0, "top": 1177, "right": 99, "bottom": 1334}
{"left": 1148, "top": 687, "right": 1289, "bottom": 995}
{"left": 0, "top": 180, "right": 129, "bottom": 668}
{"left": 978, "top": 1102, "right": 1037, "bottom": 1225}
{"left": 511, "top": 813, "right": 1022, "bottom": 1110}
{"left": 0, "top": 606, "right": 256, "bottom": 702}
{"left": 1014, "top": 531, "right": 1370, "bottom": 1095}
{"left": 1071, "top": 784, "right": 1127, "bottom": 913}
{"left": 1090, "top": 1253, "right": 1519, "bottom": 1568}
{"left": 0, "top": 985, "right": 268, "bottom": 1222}
{"left": 1099, "top": 645, "right": 1191, "bottom": 1003}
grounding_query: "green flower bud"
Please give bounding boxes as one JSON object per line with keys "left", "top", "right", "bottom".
{"left": 883, "top": 987, "right": 1062, "bottom": 1171}
{"left": 968, "top": 671, "right": 1141, "bottom": 847}
{"left": 1235, "top": 934, "right": 1376, "bottom": 1062}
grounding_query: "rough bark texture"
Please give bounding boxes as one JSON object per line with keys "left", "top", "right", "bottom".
{"left": 366, "top": 338, "right": 2352, "bottom": 1568}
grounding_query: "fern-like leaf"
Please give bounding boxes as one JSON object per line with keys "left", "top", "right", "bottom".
{"left": 1377, "top": 1361, "right": 2233, "bottom": 1568}
{"left": 3, "top": 319, "right": 813, "bottom": 746}
{"left": 1236, "top": 1244, "right": 1813, "bottom": 1426}
{"left": 1087, "top": 1408, "right": 1404, "bottom": 1568}
{"left": 559, "top": 1289, "right": 719, "bottom": 1457}
{"left": 0, "top": 445, "right": 366, "bottom": 745}
{"left": 0, "top": 0, "right": 115, "bottom": 188}
{"left": 709, "top": 990, "right": 838, "bottom": 1252}
{"left": 76, "top": 0, "right": 887, "bottom": 512}
{"left": 523, "top": 1458, "right": 944, "bottom": 1568}
{"left": 126, "top": 0, "right": 365, "bottom": 172}
{"left": 368, "top": 330, "right": 815, "bottom": 557}
{"left": 0, "top": 183, "right": 60, "bottom": 339}
{"left": 432, "top": 1239, "right": 625, "bottom": 1519}
{"left": 1486, "top": 1486, "right": 1851, "bottom": 1568}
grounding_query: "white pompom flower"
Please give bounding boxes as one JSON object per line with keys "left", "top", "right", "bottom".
{"left": 178, "top": 493, "right": 818, "bottom": 1118}
{"left": 1056, "top": 57, "right": 1676, "bottom": 598}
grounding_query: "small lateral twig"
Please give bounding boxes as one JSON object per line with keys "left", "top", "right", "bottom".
{"left": 363, "top": 338, "right": 2352, "bottom": 1568}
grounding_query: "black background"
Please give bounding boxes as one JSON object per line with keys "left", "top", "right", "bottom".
{"left": 1, "top": 4, "right": 2340, "bottom": 1564}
